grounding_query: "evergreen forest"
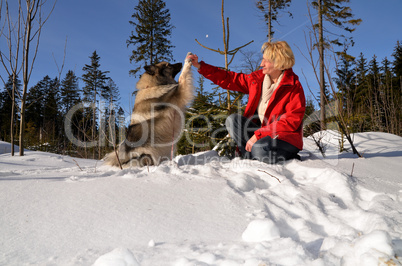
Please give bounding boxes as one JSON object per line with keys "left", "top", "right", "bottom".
{"left": 0, "top": 51, "right": 123, "bottom": 159}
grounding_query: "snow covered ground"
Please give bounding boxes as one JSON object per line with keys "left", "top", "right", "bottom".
{"left": 1, "top": 131, "right": 402, "bottom": 266}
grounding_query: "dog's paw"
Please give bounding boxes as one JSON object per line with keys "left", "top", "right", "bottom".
{"left": 185, "top": 52, "right": 193, "bottom": 65}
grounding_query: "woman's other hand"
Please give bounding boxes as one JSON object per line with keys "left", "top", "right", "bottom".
{"left": 245, "top": 134, "right": 257, "bottom": 152}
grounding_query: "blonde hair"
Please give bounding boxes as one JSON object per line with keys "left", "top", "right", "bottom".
{"left": 261, "top": 41, "right": 295, "bottom": 70}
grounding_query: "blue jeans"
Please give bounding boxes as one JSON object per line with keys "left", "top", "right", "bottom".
{"left": 225, "top": 114, "right": 300, "bottom": 164}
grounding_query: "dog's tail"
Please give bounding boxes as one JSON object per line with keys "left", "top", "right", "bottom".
{"left": 103, "top": 150, "right": 121, "bottom": 167}
{"left": 103, "top": 146, "right": 156, "bottom": 168}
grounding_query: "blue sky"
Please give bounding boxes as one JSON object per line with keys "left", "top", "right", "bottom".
{"left": 2, "top": 0, "right": 402, "bottom": 115}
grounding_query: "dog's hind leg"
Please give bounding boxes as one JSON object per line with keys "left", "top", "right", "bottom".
{"left": 124, "top": 153, "right": 154, "bottom": 168}
{"left": 139, "top": 154, "right": 154, "bottom": 166}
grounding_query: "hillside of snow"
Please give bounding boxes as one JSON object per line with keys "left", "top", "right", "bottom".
{"left": 1, "top": 131, "right": 402, "bottom": 265}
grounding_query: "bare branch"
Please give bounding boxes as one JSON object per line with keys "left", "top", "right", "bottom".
{"left": 258, "top": 169, "right": 281, "bottom": 183}
{"left": 52, "top": 36, "right": 67, "bottom": 80}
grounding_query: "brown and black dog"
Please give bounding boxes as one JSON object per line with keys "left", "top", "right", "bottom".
{"left": 104, "top": 53, "right": 194, "bottom": 168}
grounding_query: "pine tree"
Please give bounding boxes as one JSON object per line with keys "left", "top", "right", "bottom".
{"left": 367, "top": 55, "right": 382, "bottom": 130}
{"left": 256, "top": 0, "right": 292, "bottom": 41}
{"left": 25, "top": 76, "right": 59, "bottom": 147}
{"left": 354, "top": 53, "right": 370, "bottom": 131}
{"left": 82, "top": 51, "right": 110, "bottom": 158}
{"left": 391, "top": 41, "right": 402, "bottom": 135}
{"left": 380, "top": 57, "right": 397, "bottom": 134}
{"left": 303, "top": 97, "right": 319, "bottom": 137}
{"left": 127, "top": 0, "right": 175, "bottom": 76}
{"left": 381, "top": 57, "right": 392, "bottom": 79}
{"left": 177, "top": 76, "right": 221, "bottom": 155}
{"left": 60, "top": 70, "right": 83, "bottom": 152}
{"left": 117, "top": 107, "right": 126, "bottom": 146}
{"left": 26, "top": 76, "right": 49, "bottom": 130}
{"left": 355, "top": 52, "right": 368, "bottom": 94}
{"left": 102, "top": 78, "right": 120, "bottom": 106}
{"left": 0, "top": 76, "right": 22, "bottom": 142}
{"left": 60, "top": 70, "right": 80, "bottom": 113}
{"left": 392, "top": 41, "right": 402, "bottom": 79}
{"left": 334, "top": 47, "right": 356, "bottom": 119}
{"left": 43, "top": 78, "right": 61, "bottom": 149}
{"left": 82, "top": 51, "right": 110, "bottom": 103}
{"left": 102, "top": 78, "right": 121, "bottom": 149}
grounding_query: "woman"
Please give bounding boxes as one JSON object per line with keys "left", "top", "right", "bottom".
{"left": 188, "top": 41, "right": 305, "bottom": 164}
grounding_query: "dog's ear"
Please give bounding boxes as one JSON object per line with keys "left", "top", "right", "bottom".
{"left": 144, "top": 65, "right": 156, "bottom": 75}
{"left": 171, "top": 63, "right": 183, "bottom": 78}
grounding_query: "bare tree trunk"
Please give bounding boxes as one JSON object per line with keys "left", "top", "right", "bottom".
{"left": 18, "top": 0, "right": 56, "bottom": 156}
{"left": 318, "top": 0, "right": 326, "bottom": 130}
{"left": 11, "top": 74, "right": 16, "bottom": 156}
{"left": 301, "top": 3, "right": 361, "bottom": 158}
{"left": 268, "top": 0, "right": 272, "bottom": 42}
{"left": 220, "top": 0, "right": 231, "bottom": 110}
{"left": 0, "top": 1, "right": 23, "bottom": 155}
{"left": 19, "top": 1, "right": 36, "bottom": 156}
{"left": 93, "top": 87, "right": 96, "bottom": 159}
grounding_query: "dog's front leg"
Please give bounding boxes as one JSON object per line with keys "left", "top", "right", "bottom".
{"left": 175, "top": 52, "right": 194, "bottom": 106}
{"left": 179, "top": 52, "right": 193, "bottom": 84}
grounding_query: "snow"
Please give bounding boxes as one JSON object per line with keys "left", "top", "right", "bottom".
{"left": 94, "top": 248, "right": 139, "bottom": 266}
{"left": 1, "top": 131, "right": 402, "bottom": 265}
{"left": 241, "top": 219, "right": 280, "bottom": 242}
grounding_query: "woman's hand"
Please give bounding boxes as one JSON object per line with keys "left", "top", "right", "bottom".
{"left": 187, "top": 54, "right": 201, "bottom": 69}
{"left": 245, "top": 134, "right": 257, "bottom": 152}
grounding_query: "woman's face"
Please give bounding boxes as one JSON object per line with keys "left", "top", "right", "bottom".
{"left": 260, "top": 56, "right": 276, "bottom": 75}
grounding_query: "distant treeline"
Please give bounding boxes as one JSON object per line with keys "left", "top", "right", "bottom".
{"left": 330, "top": 41, "right": 401, "bottom": 135}
{"left": 0, "top": 51, "right": 123, "bottom": 159}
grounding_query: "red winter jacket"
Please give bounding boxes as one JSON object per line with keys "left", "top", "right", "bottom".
{"left": 198, "top": 61, "right": 306, "bottom": 150}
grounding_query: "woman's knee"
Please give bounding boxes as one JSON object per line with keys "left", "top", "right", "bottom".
{"left": 250, "top": 138, "right": 288, "bottom": 164}
{"left": 251, "top": 147, "right": 286, "bottom": 164}
{"left": 251, "top": 143, "right": 270, "bottom": 161}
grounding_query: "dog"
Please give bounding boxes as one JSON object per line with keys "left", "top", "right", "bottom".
{"left": 104, "top": 53, "right": 194, "bottom": 168}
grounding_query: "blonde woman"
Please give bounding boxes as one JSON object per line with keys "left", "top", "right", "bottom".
{"left": 188, "top": 41, "right": 305, "bottom": 164}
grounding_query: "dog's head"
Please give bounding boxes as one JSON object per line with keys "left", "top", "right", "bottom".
{"left": 136, "top": 62, "right": 182, "bottom": 90}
